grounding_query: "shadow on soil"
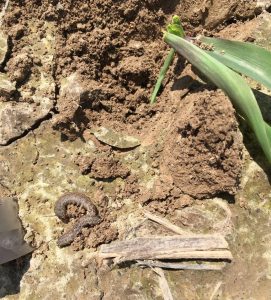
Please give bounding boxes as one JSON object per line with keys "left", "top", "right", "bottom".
{"left": 240, "top": 89, "right": 271, "bottom": 180}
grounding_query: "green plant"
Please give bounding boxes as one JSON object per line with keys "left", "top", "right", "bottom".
{"left": 150, "top": 16, "right": 185, "bottom": 104}
{"left": 151, "top": 16, "right": 271, "bottom": 164}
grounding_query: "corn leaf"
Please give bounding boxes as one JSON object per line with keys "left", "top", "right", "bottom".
{"left": 150, "top": 48, "right": 175, "bottom": 104}
{"left": 199, "top": 37, "right": 271, "bottom": 91}
{"left": 150, "top": 15, "right": 185, "bottom": 104}
{"left": 164, "top": 32, "right": 271, "bottom": 164}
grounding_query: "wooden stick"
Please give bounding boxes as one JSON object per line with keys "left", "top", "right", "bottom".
{"left": 144, "top": 210, "right": 193, "bottom": 235}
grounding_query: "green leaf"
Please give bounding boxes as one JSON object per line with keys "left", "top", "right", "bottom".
{"left": 150, "top": 48, "right": 175, "bottom": 104}
{"left": 199, "top": 36, "right": 271, "bottom": 90}
{"left": 164, "top": 32, "right": 271, "bottom": 164}
{"left": 167, "top": 15, "right": 185, "bottom": 38}
{"left": 150, "top": 16, "right": 185, "bottom": 104}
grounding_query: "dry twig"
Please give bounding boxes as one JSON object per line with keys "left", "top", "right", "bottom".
{"left": 0, "top": 0, "right": 9, "bottom": 27}
{"left": 143, "top": 210, "right": 193, "bottom": 235}
{"left": 136, "top": 260, "right": 226, "bottom": 271}
{"left": 154, "top": 268, "right": 174, "bottom": 300}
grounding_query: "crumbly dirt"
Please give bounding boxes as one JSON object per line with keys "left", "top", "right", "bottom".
{"left": 83, "top": 156, "right": 130, "bottom": 180}
{"left": 70, "top": 192, "right": 119, "bottom": 250}
{"left": 162, "top": 90, "right": 243, "bottom": 199}
{"left": 1, "top": 0, "right": 271, "bottom": 299}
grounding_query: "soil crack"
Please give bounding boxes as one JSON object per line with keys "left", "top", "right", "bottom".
{"left": 0, "top": 108, "right": 56, "bottom": 147}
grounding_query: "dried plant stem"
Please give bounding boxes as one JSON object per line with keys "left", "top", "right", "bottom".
{"left": 0, "top": 0, "right": 9, "bottom": 27}
{"left": 99, "top": 235, "right": 233, "bottom": 262}
{"left": 143, "top": 210, "right": 193, "bottom": 235}
{"left": 154, "top": 268, "right": 174, "bottom": 300}
{"left": 209, "top": 281, "right": 223, "bottom": 300}
{"left": 136, "top": 260, "right": 226, "bottom": 271}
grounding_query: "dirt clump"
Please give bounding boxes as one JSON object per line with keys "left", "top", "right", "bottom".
{"left": 144, "top": 193, "right": 195, "bottom": 216}
{"left": 88, "top": 156, "right": 130, "bottom": 180}
{"left": 75, "top": 150, "right": 130, "bottom": 180}
{"left": 85, "top": 220, "right": 119, "bottom": 249}
{"left": 162, "top": 89, "right": 243, "bottom": 199}
{"left": 141, "top": 174, "right": 195, "bottom": 215}
{"left": 7, "top": 53, "right": 33, "bottom": 84}
{"left": 69, "top": 192, "right": 119, "bottom": 250}
{"left": 177, "top": 0, "right": 260, "bottom": 31}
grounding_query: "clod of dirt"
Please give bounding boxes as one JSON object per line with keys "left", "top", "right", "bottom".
{"left": 141, "top": 175, "right": 174, "bottom": 204}
{"left": 85, "top": 220, "right": 119, "bottom": 249}
{"left": 141, "top": 175, "right": 195, "bottom": 215}
{"left": 116, "top": 55, "right": 152, "bottom": 88}
{"left": 71, "top": 220, "right": 119, "bottom": 251}
{"left": 75, "top": 155, "right": 95, "bottom": 175}
{"left": 122, "top": 174, "right": 140, "bottom": 198}
{"left": 179, "top": 0, "right": 259, "bottom": 31}
{"left": 89, "top": 156, "right": 130, "bottom": 180}
{"left": 53, "top": 73, "right": 88, "bottom": 140}
{"left": 162, "top": 90, "right": 243, "bottom": 199}
{"left": 7, "top": 53, "right": 33, "bottom": 84}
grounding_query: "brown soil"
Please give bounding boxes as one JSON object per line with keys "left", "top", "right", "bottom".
{"left": 1, "top": 0, "right": 249, "bottom": 248}
{"left": 1, "top": 0, "right": 269, "bottom": 298}
{"left": 163, "top": 90, "right": 242, "bottom": 199}
{"left": 67, "top": 193, "right": 119, "bottom": 250}
{"left": 1, "top": 0, "right": 262, "bottom": 242}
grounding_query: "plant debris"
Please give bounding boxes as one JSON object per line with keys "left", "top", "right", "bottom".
{"left": 93, "top": 127, "right": 141, "bottom": 149}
